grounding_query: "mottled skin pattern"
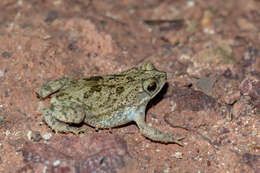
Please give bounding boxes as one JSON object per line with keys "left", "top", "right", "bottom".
{"left": 37, "top": 62, "right": 184, "bottom": 145}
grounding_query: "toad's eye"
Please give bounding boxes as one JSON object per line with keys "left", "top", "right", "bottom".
{"left": 143, "top": 79, "right": 158, "bottom": 94}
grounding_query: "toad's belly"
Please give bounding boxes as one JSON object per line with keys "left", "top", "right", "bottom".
{"left": 84, "top": 107, "right": 139, "bottom": 128}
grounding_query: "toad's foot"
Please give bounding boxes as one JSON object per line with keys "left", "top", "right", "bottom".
{"left": 139, "top": 122, "right": 184, "bottom": 145}
{"left": 135, "top": 114, "right": 184, "bottom": 145}
{"left": 43, "top": 109, "right": 87, "bottom": 135}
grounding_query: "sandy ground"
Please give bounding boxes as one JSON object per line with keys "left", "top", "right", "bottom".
{"left": 0, "top": 0, "right": 259, "bottom": 172}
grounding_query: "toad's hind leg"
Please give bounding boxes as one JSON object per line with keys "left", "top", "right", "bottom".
{"left": 50, "top": 102, "right": 86, "bottom": 124}
{"left": 37, "top": 77, "right": 75, "bottom": 99}
{"left": 43, "top": 108, "right": 87, "bottom": 134}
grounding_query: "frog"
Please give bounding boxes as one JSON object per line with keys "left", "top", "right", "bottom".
{"left": 37, "top": 62, "right": 184, "bottom": 145}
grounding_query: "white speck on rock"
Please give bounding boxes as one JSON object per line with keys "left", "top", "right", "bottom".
{"left": 171, "top": 152, "right": 183, "bottom": 159}
{"left": 42, "top": 166, "right": 47, "bottom": 173}
{"left": 180, "top": 54, "right": 191, "bottom": 60}
{"left": 187, "top": 1, "right": 195, "bottom": 7}
{"left": 53, "top": 160, "right": 60, "bottom": 166}
{"left": 43, "top": 35, "right": 52, "bottom": 40}
{"left": 0, "top": 70, "right": 4, "bottom": 77}
{"left": 14, "top": 131, "right": 20, "bottom": 136}
{"left": 5, "top": 130, "right": 10, "bottom": 136}
{"left": 17, "top": 45, "right": 22, "bottom": 50}
{"left": 203, "top": 28, "right": 215, "bottom": 34}
{"left": 17, "top": 0, "right": 23, "bottom": 6}
{"left": 27, "top": 130, "right": 32, "bottom": 140}
{"left": 42, "top": 133, "right": 52, "bottom": 140}
{"left": 163, "top": 167, "right": 170, "bottom": 173}
{"left": 170, "top": 100, "right": 177, "bottom": 112}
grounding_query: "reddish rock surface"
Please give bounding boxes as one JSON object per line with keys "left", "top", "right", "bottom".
{"left": 0, "top": 0, "right": 259, "bottom": 172}
{"left": 18, "top": 134, "right": 131, "bottom": 173}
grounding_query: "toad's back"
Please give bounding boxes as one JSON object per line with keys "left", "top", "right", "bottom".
{"left": 52, "top": 74, "right": 143, "bottom": 115}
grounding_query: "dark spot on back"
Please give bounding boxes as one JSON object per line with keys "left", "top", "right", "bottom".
{"left": 84, "top": 92, "right": 89, "bottom": 99}
{"left": 107, "top": 85, "right": 115, "bottom": 89}
{"left": 50, "top": 104, "right": 55, "bottom": 111}
{"left": 56, "top": 92, "right": 65, "bottom": 98}
{"left": 84, "top": 76, "right": 103, "bottom": 82}
{"left": 116, "top": 86, "right": 124, "bottom": 94}
{"left": 126, "top": 76, "right": 134, "bottom": 81}
{"left": 90, "top": 86, "right": 102, "bottom": 92}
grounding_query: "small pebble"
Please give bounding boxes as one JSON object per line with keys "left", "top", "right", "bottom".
{"left": 32, "top": 132, "right": 42, "bottom": 142}
{"left": 27, "top": 131, "right": 42, "bottom": 142}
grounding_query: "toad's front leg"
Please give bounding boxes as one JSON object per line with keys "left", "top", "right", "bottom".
{"left": 133, "top": 106, "right": 184, "bottom": 145}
